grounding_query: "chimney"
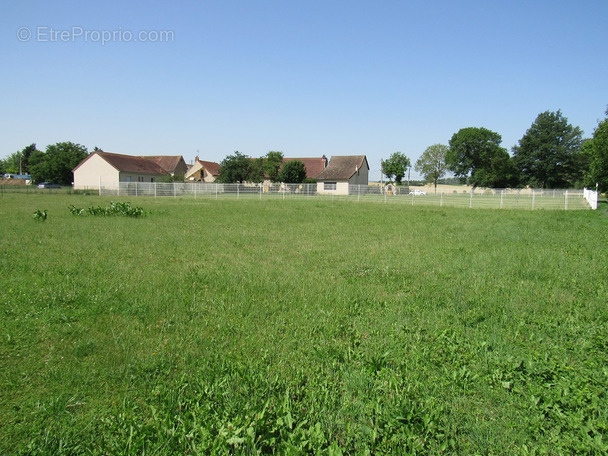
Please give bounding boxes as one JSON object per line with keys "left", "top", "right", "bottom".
{"left": 322, "top": 155, "right": 328, "bottom": 168}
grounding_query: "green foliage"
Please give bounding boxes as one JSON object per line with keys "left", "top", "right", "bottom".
{"left": 264, "top": 151, "right": 284, "bottom": 182}
{"left": 381, "top": 151, "right": 411, "bottom": 184}
{"left": 33, "top": 209, "right": 47, "bottom": 221}
{"left": 584, "top": 110, "right": 608, "bottom": 192}
{"left": 1, "top": 195, "right": 607, "bottom": 454}
{"left": 2, "top": 144, "right": 37, "bottom": 175}
{"left": 277, "top": 159, "right": 307, "bottom": 183}
{"left": 216, "top": 151, "right": 252, "bottom": 183}
{"left": 447, "top": 127, "right": 516, "bottom": 188}
{"left": 415, "top": 144, "right": 449, "bottom": 190}
{"left": 29, "top": 141, "right": 89, "bottom": 185}
{"left": 512, "top": 110, "right": 584, "bottom": 188}
{"left": 74, "top": 201, "right": 145, "bottom": 217}
{"left": 248, "top": 158, "right": 265, "bottom": 183}
{"left": 160, "top": 173, "right": 185, "bottom": 183}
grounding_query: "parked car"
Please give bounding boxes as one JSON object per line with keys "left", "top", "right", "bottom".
{"left": 410, "top": 189, "right": 426, "bottom": 196}
{"left": 38, "top": 182, "right": 61, "bottom": 189}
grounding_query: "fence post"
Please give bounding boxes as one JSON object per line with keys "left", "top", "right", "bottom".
{"left": 532, "top": 190, "right": 535, "bottom": 210}
{"left": 500, "top": 190, "right": 504, "bottom": 209}
{"left": 565, "top": 190, "right": 568, "bottom": 210}
{"left": 259, "top": 183, "right": 262, "bottom": 200}
{"left": 469, "top": 191, "right": 473, "bottom": 208}
{"left": 440, "top": 192, "right": 443, "bottom": 207}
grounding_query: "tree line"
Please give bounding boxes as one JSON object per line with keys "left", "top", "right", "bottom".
{"left": 0, "top": 142, "right": 89, "bottom": 185}
{"left": 3, "top": 108, "right": 607, "bottom": 191}
{"left": 213, "top": 151, "right": 312, "bottom": 184}
{"left": 384, "top": 108, "right": 608, "bottom": 192}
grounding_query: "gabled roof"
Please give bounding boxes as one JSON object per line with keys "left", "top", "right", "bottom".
{"left": 282, "top": 157, "right": 327, "bottom": 179}
{"left": 73, "top": 151, "right": 169, "bottom": 175}
{"left": 143, "top": 156, "right": 185, "bottom": 174}
{"left": 315, "top": 155, "right": 368, "bottom": 180}
{"left": 196, "top": 159, "right": 221, "bottom": 176}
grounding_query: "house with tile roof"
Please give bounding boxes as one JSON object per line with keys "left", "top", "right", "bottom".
{"left": 315, "top": 155, "right": 369, "bottom": 194}
{"left": 185, "top": 156, "right": 221, "bottom": 182}
{"left": 72, "top": 151, "right": 187, "bottom": 190}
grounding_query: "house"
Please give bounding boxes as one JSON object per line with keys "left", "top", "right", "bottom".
{"left": 72, "top": 151, "right": 187, "bottom": 190}
{"left": 185, "top": 156, "right": 221, "bottom": 182}
{"left": 315, "top": 155, "right": 369, "bottom": 195}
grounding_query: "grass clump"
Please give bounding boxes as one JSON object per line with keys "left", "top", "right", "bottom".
{"left": 1, "top": 194, "right": 607, "bottom": 454}
{"left": 69, "top": 201, "right": 146, "bottom": 217}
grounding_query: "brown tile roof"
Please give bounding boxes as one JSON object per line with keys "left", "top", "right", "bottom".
{"left": 143, "top": 156, "right": 185, "bottom": 174}
{"left": 196, "top": 159, "right": 221, "bottom": 176}
{"left": 315, "top": 155, "right": 368, "bottom": 180}
{"left": 77, "top": 151, "right": 170, "bottom": 175}
{"left": 282, "top": 157, "right": 328, "bottom": 179}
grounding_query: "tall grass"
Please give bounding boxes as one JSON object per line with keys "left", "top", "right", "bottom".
{"left": 1, "top": 194, "right": 607, "bottom": 454}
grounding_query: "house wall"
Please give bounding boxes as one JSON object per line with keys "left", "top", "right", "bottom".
{"left": 349, "top": 166, "right": 369, "bottom": 185}
{"left": 186, "top": 164, "right": 216, "bottom": 182}
{"left": 73, "top": 154, "right": 119, "bottom": 189}
{"left": 201, "top": 168, "right": 217, "bottom": 183}
{"left": 316, "top": 180, "right": 350, "bottom": 195}
{"left": 173, "top": 159, "right": 188, "bottom": 176}
{"left": 119, "top": 173, "right": 162, "bottom": 183}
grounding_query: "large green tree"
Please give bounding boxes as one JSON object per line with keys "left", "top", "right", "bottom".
{"left": 415, "top": 144, "right": 449, "bottom": 192}
{"left": 381, "top": 152, "right": 411, "bottom": 185}
{"left": 263, "top": 151, "right": 284, "bottom": 182}
{"left": 216, "top": 151, "right": 253, "bottom": 183}
{"left": 584, "top": 109, "right": 608, "bottom": 192}
{"left": 29, "top": 142, "right": 88, "bottom": 185}
{"left": 512, "top": 110, "right": 584, "bottom": 188}
{"left": 277, "top": 160, "right": 307, "bottom": 183}
{"left": 446, "top": 127, "right": 516, "bottom": 188}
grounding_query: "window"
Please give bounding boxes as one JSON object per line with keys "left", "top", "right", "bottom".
{"left": 324, "top": 182, "right": 337, "bottom": 191}
{"left": 151, "top": 177, "right": 155, "bottom": 183}
{"left": 126, "top": 176, "right": 132, "bottom": 183}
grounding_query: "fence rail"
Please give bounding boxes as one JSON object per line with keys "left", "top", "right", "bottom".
{"left": 69, "top": 182, "right": 594, "bottom": 210}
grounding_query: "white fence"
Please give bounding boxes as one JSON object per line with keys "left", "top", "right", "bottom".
{"left": 583, "top": 188, "right": 599, "bottom": 210}
{"left": 84, "top": 182, "right": 595, "bottom": 210}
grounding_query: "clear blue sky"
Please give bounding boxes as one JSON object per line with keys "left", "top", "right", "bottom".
{"left": 2, "top": 0, "right": 607, "bottom": 180}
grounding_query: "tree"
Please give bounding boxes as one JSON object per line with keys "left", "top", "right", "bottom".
{"left": 277, "top": 160, "right": 307, "bottom": 183}
{"left": 415, "top": 144, "right": 449, "bottom": 192}
{"left": 381, "top": 152, "right": 411, "bottom": 185}
{"left": 512, "top": 110, "right": 584, "bottom": 188}
{"left": 29, "top": 142, "right": 88, "bottom": 185}
{"left": 2, "top": 144, "right": 37, "bottom": 174}
{"left": 216, "top": 151, "right": 252, "bottom": 183}
{"left": 584, "top": 108, "right": 608, "bottom": 192}
{"left": 263, "top": 151, "right": 284, "bottom": 182}
{"left": 446, "top": 127, "right": 516, "bottom": 188}
{"left": 248, "top": 158, "right": 265, "bottom": 183}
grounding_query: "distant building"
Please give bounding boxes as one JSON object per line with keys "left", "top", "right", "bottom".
{"left": 72, "top": 151, "right": 187, "bottom": 189}
{"left": 185, "top": 156, "right": 221, "bottom": 182}
{"left": 315, "top": 155, "right": 369, "bottom": 195}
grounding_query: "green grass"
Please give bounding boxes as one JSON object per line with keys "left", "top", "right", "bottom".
{"left": 1, "top": 194, "right": 607, "bottom": 454}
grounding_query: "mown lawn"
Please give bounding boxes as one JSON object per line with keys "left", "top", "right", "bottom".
{"left": 1, "top": 194, "right": 607, "bottom": 454}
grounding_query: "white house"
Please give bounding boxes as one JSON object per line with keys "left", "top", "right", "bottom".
{"left": 73, "top": 151, "right": 187, "bottom": 190}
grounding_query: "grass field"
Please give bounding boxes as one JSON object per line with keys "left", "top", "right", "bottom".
{"left": 1, "top": 194, "right": 607, "bottom": 455}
